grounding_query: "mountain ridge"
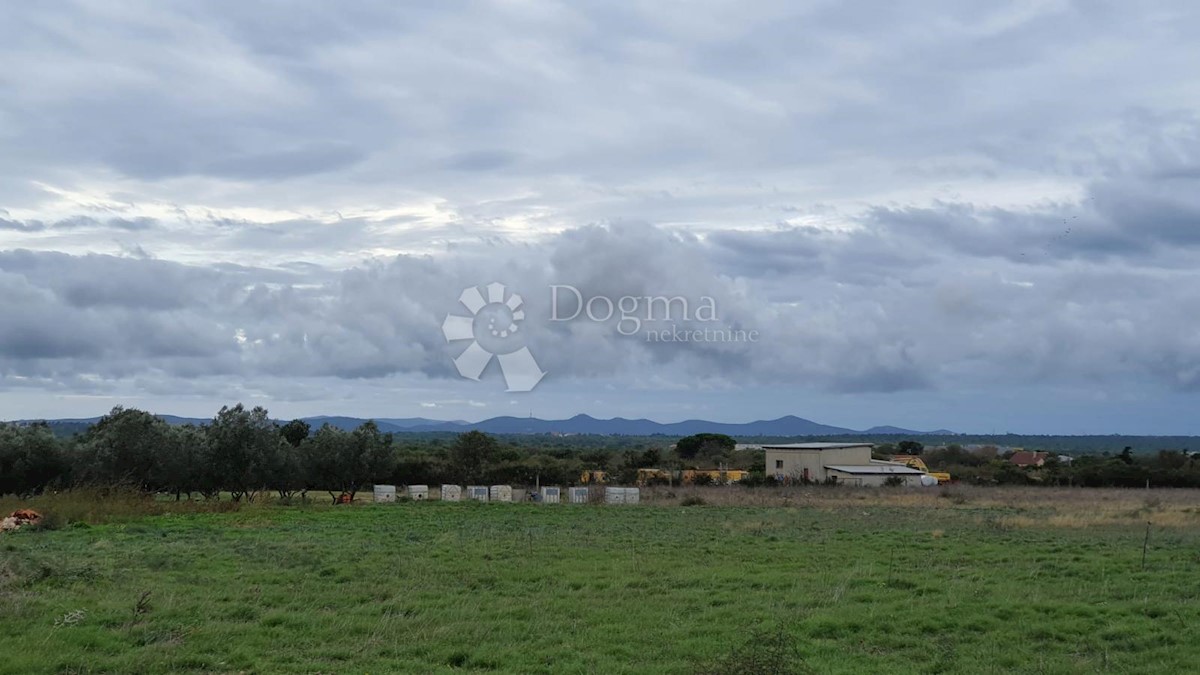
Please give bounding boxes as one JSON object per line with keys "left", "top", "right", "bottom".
{"left": 11, "top": 413, "right": 952, "bottom": 437}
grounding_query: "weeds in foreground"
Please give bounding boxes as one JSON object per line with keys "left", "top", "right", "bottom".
{"left": 695, "top": 627, "right": 811, "bottom": 675}
{"left": 0, "top": 489, "right": 245, "bottom": 526}
{"left": 53, "top": 610, "right": 86, "bottom": 629}
{"left": 128, "top": 591, "right": 152, "bottom": 630}
{"left": 28, "top": 511, "right": 64, "bottom": 532}
{"left": 938, "top": 487, "right": 970, "bottom": 504}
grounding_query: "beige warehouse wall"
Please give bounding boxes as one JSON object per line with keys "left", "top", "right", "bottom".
{"left": 765, "top": 446, "right": 873, "bottom": 482}
{"left": 820, "top": 446, "right": 871, "bottom": 465}
{"left": 765, "top": 450, "right": 824, "bottom": 481}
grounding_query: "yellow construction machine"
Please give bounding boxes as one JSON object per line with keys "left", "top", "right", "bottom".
{"left": 890, "top": 455, "right": 951, "bottom": 484}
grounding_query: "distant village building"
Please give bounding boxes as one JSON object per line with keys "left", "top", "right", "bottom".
{"left": 1010, "top": 451, "right": 1049, "bottom": 468}
{"left": 763, "top": 443, "right": 925, "bottom": 486}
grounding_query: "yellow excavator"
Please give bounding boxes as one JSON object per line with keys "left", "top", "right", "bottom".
{"left": 890, "top": 455, "right": 952, "bottom": 484}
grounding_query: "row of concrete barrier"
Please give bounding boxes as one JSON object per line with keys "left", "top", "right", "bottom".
{"left": 372, "top": 484, "right": 641, "bottom": 504}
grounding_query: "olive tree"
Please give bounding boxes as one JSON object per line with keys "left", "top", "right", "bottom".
{"left": 206, "top": 404, "right": 277, "bottom": 501}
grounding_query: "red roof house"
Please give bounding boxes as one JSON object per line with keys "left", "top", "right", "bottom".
{"left": 1010, "top": 451, "right": 1049, "bottom": 468}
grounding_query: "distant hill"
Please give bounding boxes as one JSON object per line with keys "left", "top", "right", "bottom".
{"left": 14, "top": 414, "right": 1200, "bottom": 453}
{"left": 10, "top": 412, "right": 948, "bottom": 437}
{"left": 358, "top": 413, "right": 949, "bottom": 437}
{"left": 864, "top": 425, "right": 955, "bottom": 435}
{"left": 299, "top": 416, "right": 401, "bottom": 432}
{"left": 156, "top": 415, "right": 209, "bottom": 426}
{"left": 376, "top": 417, "right": 466, "bottom": 428}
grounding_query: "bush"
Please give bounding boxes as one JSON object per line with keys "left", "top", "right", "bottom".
{"left": 0, "top": 488, "right": 244, "bottom": 526}
{"left": 695, "top": 626, "right": 810, "bottom": 675}
{"left": 938, "top": 487, "right": 970, "bottom": 504}
{"left": 28, "top": 511, "right": 64, "bottom": 532}
{"left": 738, "top": 472, "right": 773, "bottom": 488}
{"left": 680, "top": 496, "right": 707, "bottom": 507}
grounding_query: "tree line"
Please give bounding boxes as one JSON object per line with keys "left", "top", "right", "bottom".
{"left": 0, "top": 405, "right": 396, "bottom": 502}
{"left": 0, "top": 407, "right": 759, "bottom": 500}
{"left": 10, "top": 405, "right": 1194, "bottom": 499}
{"left": 911, "top": 443, "right": 1200, "bottom": 488}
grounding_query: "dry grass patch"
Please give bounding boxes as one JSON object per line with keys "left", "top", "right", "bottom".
{"left": 0, "top": 489, "right": 248, "bottom": 527}
{"left": 640, "top": 484, "right": 1200, "bottom": 528}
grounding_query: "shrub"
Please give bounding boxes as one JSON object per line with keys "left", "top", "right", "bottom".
{"left": 680, "top": 496, "right": 707, "bottom": 507}
{"left": 939, "top": 487, "right": 970, "bottom": 504}
{"left": 695, "top": 626, "right": 810, "bottom": 675}
{"left": 0, "top": 488, "right": 244, "bottom": 526}
{"left": 738, "top": 472, "right": 773, "bottom": 488}
{"left": 28, "top": 510, "right": 64, "bottom": 531}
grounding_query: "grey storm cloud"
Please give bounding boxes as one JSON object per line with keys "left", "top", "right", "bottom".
{"left": 1, "top": 1, "right": 1200, "bottom": 427}
{"left": 199, "top": 143, "right": 368, "bottom": 181}
{"left": 1, "top": 218, "right": 1199, "bottom": 396}
{"left": 2, "top": 0, "right": 1190, "bottom": 205}
{"left": 0, "top": 217, "right": 156, "bottom": 233}
{"left": 443, "top": 151, "right": 520, "bottom": 172}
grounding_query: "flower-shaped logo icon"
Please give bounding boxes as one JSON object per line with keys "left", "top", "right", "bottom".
{"left": 442, "top": 282, "right": 546, "bottom": 391}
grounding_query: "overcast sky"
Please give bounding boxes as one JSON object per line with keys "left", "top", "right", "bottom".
{"left": 2, "top": 1, "right": 1199, "bottom": 433}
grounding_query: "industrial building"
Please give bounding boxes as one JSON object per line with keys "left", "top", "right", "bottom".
{"left": 763, "top": 442, "right": 926, "bottom": 486}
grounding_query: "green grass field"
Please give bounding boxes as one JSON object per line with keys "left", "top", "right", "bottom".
{"left": 2, "top": 489, "right": 1199, "bottom": 673}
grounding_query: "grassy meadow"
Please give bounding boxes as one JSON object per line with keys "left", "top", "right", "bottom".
{"left": 2, "top": 486, "right": 1199, "bottom": 673}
